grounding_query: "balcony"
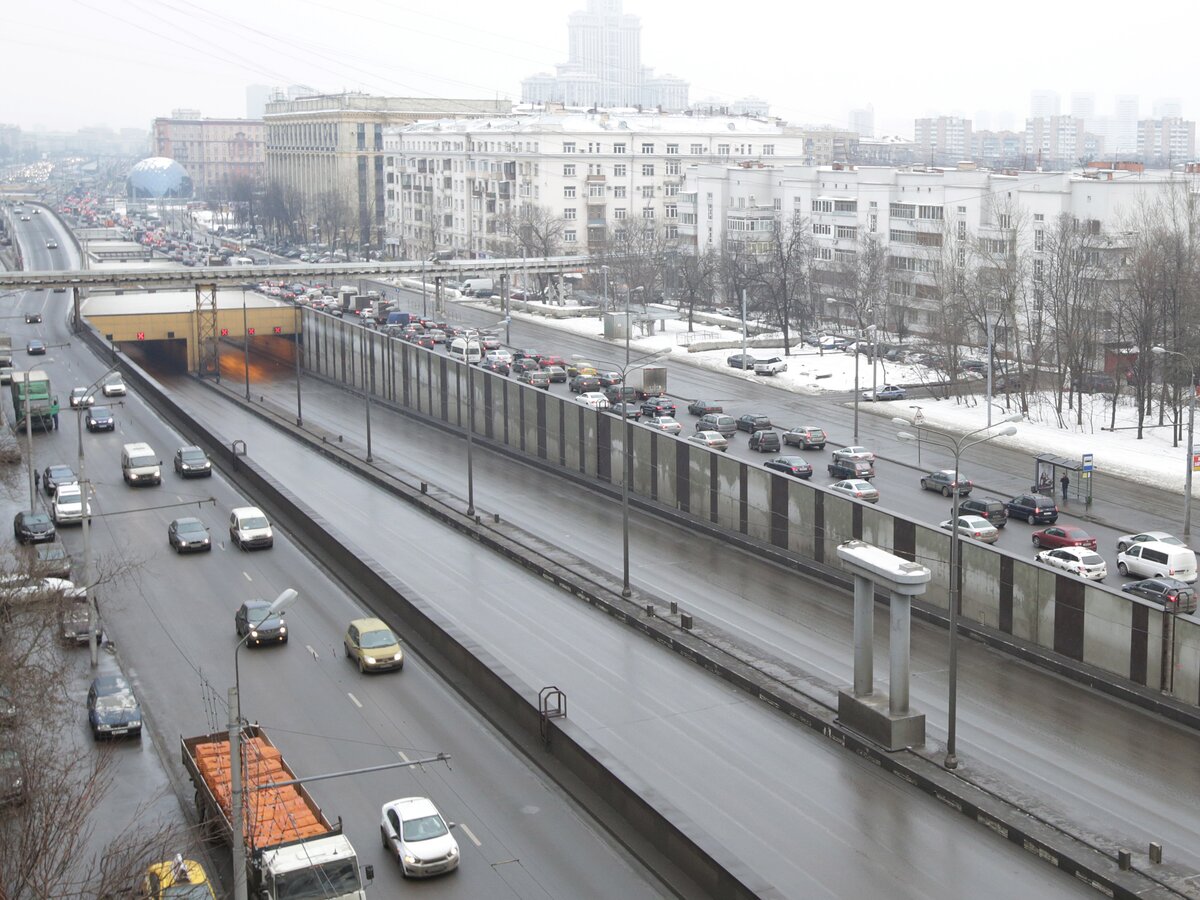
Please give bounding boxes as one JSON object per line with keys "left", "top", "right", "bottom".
{"left": 586, "top": 173, "right": 606, "bottom": 182}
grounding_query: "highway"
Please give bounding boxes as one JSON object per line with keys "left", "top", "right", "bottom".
{"left": 7, "top": 211, "right": 669, "bottom": 900}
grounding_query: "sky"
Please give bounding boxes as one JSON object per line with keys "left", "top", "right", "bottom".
{"left": 7, "top": 0, "right": 1200, "bottom": 136}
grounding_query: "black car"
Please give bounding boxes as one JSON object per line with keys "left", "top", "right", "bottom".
{"left": 605, "top": 384, "right": 643, "bottom": 405}
{"left": 1121, "top": 578, "right": 1197, "bottom": 614}
{"left": 86, "top": 675, "right": 142, "bottom": 740}
{"left": 687, "top": 399, "right": 724, "bottom": 416}
{"left": 511, "top": 358, "right": 540, "bottom": 375}
{"left": 920, "top": 469, "right": 973, "bottom": 497}
{"left": 737, "top": 414, "right": 772, "bottom": 433}
{"left": 569, "top": 374, "right": 601, "bottom": 393}
{"left": 641, "top": 396, "right": 676, "bottom": 417}
{"left": 1006, "top": 492, "right": 1059, "bottom": 525}
{"left": 828, "top": 458, "right": 875, "bottom": 480}
{"left": 26, "top": 339, "right": 45, "bottom": 355}
{"left": 764, "top": 456, "right": 813, "bottom": 479}
{"left": 168, "top": 517, "right": 212, "bottom": 553}
{"left": 726, "top": 353, "right": 757, "bottom": 370}
{"left": 959, "top": 496, "right": 1009, "bottom": 528}
{"left": 748, "top": 430, "right": 781, "bottom": 452}
{"left": 13, "top": 510, "right": 55, "bottom": 544}
{"left": 597, "top": 371, "right": 624, "bottom": 388}
{"left": 511, "top": 349, "right": 543, "bottom": 363}
{"left": 24, "top": 313, "right": 41, "bottom": 324}
{"left": 610, "top": 402, "right": 642, "bottom": 420}
{"left": 480, "top": 358, "right": 510, "bottom": 376}
{"left": 173, "top": 446, "right": 212, "bottom": 478}
{"left": 235, "top": 598, "right": 289, "bottom": 646}
{"left": 86, "top": 406, "right": 115, "bottom": 432}
{"left": 42, "top": 464, "right": 76, "bottom": 494}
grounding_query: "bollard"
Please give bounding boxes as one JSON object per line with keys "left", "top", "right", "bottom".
{"left": 680, "top": 613, "right": 693, "bottom": 630}
{"left": 1149, "top": 842, "right": 1162, "bottom": 864}
{"left": 420, "top": 482, "right": 427, "bottom": 494}
{"left": 474, "top": 515, "right": 481, "bottom": 525}
{"left": 669, "top": 600, "right": 678, "bottom": 615}
{"left": 644, "top": 604, "right": 654, "bottom": 617}
{"left": 1117, "top": 849, "right": 1132, "bottom": 870}
{"left": 493, "top": 512, "right": 500, "bottom": 523}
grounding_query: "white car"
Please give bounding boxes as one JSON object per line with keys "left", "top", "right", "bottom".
{"left": 688, "top": 430, "right": 729, "bottom": 451}
{"left": 830, "top": 479, "right": 880, "bottom": 503}
{"left": 831, "top": 445, "right": 875, "bottom": 463}
{"left": 645, "top": 415, "right": 682, "bottom": 434}
{"left": 51, "top": 483, "right": 89, "bottom": 526}
{"left": 380, "top": 797, "right": 460, "bottom": 878}
{"left": 576, "top": 391, "right": 610, "bottom": 410}
{"left": 939, "top": 515, "right": 999, "bottom": 544}
{"left": 1037, "top": 547, "right": 1107, "bottom": 581}
{"left": 68, "top": 387, "right": 94, "bottom": 409}
{"left": 229, "top": 506, "right": 273, "bottom": 550}
{"left": 1115, "top": 530, "right": 1185, "bottom": 552}
{"left": 754, "top": 356, "right": 787, "bottom": 376}
{"left": 102, "top": 378, "right": 126, "bottom": 397}
{"left": 484, "top": 349, "right": 512, "bottom": 364}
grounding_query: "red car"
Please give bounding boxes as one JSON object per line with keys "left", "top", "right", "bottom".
{"left": 540, "top": 355, "right": 567, "bottom": 370}
{"left": 1032, "top": 525, "right": 1097, "bottom": 551}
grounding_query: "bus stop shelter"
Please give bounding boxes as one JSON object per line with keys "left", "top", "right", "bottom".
{"left": 1032, "top": 453, "right": 1093, "bottom": 506}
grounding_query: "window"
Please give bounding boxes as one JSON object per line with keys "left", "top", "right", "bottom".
{"left": 667, "top": 225, "right": 678, "bottom": 238}
{"left": 666, "top": 143, "right": 679, "bottom": 154}
{"left": 890, "top": 202, "right": 916, "bottom": 218}
{"left": 690, "top": 143, "right": 704, "bottom": 154}
{"left": 1033, "top": 259, "right": 1044, "bottom": 282}
{"left": 1034, "top": 229, "right": 1044, "bottom": 251}
{"left": 614, "top": 185, "right": 627, "bottom": 198}
{"left": 563, "top": 164, "right": 575, "bottom": 177}
{"left": 588, "top": 183, "right": 605, "bottom": 198}
{"left": 836, "top": 225, "right": 857, "bottom": 239}
{"left": 614, "top": 208, "right": 627, "bottom": 220}
{"left": 763, "top": 144, "right": 775, "bottom": 156}
{"left": 564, "top": 229, "right": 577, "bottom": 243}
{"left": 641, "top": 142, "right": 654, "bottom": 153}
{"left": 997, "top": 213, "right": 1012, "bottom": 229}
{"left": 958, "top": 205, "right": 967, "bottom": 213}
{"left": 642, "top": 163, "right": 655, "bottom": 176}
{"left": 918, "top": 205, "right": 943, "bottom": 220}
{"left": 563, "top": 141, "right": 576, "bottom": 153}
{"left": 563, "top": 208, "right": 576, "bottom": 220}
{"left": 664, "top": 183, "right": 679, "bottom": 196}
{"left": 717, "top": 144, "right": 730, "bottom": 156}
{"left": 614, "top": 164, "right": 627, "bottom": 177}
{"left": 834, "top": 199, "right": 857, "bottom": 213}
{"left": 957, "top": 221, "right": 967, "bottom": 240}
{"left": 666, "top": 160, "right": 681, "bottom": 176}
{"left": 812, "top": 223, "right": 832, "bottom": 236}
{"left": 642, "top": 207, "right": 655, "bottom": 219}
{"left": 563, "top": 185, "right": 576, "bottom": 198}
{"left": 812, "top": 199, "right": 833, "bottom": 213}
{"left": 665, "top": 204, "right": 678, "bottom": 218}
{"left": 814, "top": 247, "right": 833, "bottom": 261}
{"left": 614, "top": 143, "right": 626, "bottom": 154}
{"left": 641, "top": 185, "right": 654, "bottom": 199}
{"left": 869, "top": 213, "right": 877, "bottom": 232}
{"left": 1034, "top": 212, "right": 1044, "bottom": 221}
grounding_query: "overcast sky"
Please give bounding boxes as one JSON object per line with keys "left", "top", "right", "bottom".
{"left": 8, "top": 0, "right": 1197, "bottom": 136}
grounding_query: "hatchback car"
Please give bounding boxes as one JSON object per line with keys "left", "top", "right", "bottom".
{"left": 169, "top": 517, "right": 212, "bottom": 553}
{"left": 736, "top": 414, "right": 772, "bottom": 433}
{"left": 1121, "top": 578, "right": 1197, "bottom": 614}
{"left": 830, "top": 479, "right": 880, "bottom": 503}
{"left": 862, "top": 384, "right": 907, "bottom": 401}
{"left": 959, "top": 496, "right": 1009, "bottom": 528}
{"left": 610, "top": 402, "right": 642, "bottom": 420}
{"left": 1115, "top": 530, "right": 1186, "bottom": 552}
{"left": 566, "top": 360, "right": 597, "bottom": 378}
{"left": 229, "top": 507, "right": 273, "bottom": 550}
{"left": 380, "top": 796, "right": 460, "bottom": 877}
{"left": 696, "top": 413, "right": 737, "bottom": 436}
{"left": 831, "top": 446, "right": 875, "bottom": 463}
{"left": 689, "top": 431, "right": 729, "bottom": 451}
{"left": 516, "top": 368, "right": 551, "bottom": 389}
{"left": 940, "top": 515, "right": 1000, "bottom": 544}
{"left": 13, "top": 510, "right": 55, "bottom": 544}
{"left": 1037, "top": 547, "right": 1107, "bottom": 581}
{"left": 26, "top": 339, "right": 46, "bottom": 355}
{"left": 102, "top": 377, "right": 126, "bottom": 397}
{"left": 86, "top": 405, "right": 115, "bottom": 432}
{"left": 645, "top": 415, "right": 682, "bottom": 434}
{"left": 42, "top": 464, "right": 77, "bottom": 494}
{"left": 920, "top": 470, "right": 973, "bottom": 497}
{"left": 641, "top": 396, "right": 676, "bottom": 417}
{"left": 1032, "top": 525, "right": 1096, "bottom": 550}
{"left": 480, "top": 357, "right": 510, "bottom": 376}
{"left": 511, "top": 358, "right": 540, "bottom": 375}
{"left": 33, "top": 543, "right": 71, "bottom": 579}
{"left": 1006, "top": 493, "right": 1058, "bottom": 525}
{"left": 24, "top": 313, "right": 41, "bottom": 324}
{"left": 174, "top": 446, "right": 212, "bottom": 478}
{"left": 764, "top": 456, "right": 813, "bottom": 479}
{"left": 748, "top": 430, "right": 781, "bottom": 452}
{"left": 782, "top": 426, "right": 827, "bottom": 450}
{"left": 687, "top": 400, "right": 724, "bottom": 417}
{"left": 86, "top": 675, "right": 142, "bottom": 740}
{"left": 46, "top": 239, "right": 58, "bottom": 250}
{"left": 235, "top": 599, "right": 288, "bottom": 646}
{"left": 597, "top": 371, "right": 623, "bottom": 388}
{"left": 344, "top": 617, "right": 404, "bottom": 673}
{"left": 68, "top": 387, "right": 94, "bottom": 409}
{"left": 569, "top": 374, "right": 601, "bottom": 393}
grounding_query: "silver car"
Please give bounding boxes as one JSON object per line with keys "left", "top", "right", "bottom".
{"left": 1114, "top": 530, "right": 1185, "bottom": 552}
{"left": 688, "top": 430, "right": 729, "bottom": 451}
{"left": 645, "top": 415, "right": 682, "bottom": 434}
{"left": 832, "top": 445, "right": 875, "bottom": 463}
{"left": 830, "top": 479, "right": 880, "bottom": 503}
{"left": 939, "top": 515, "right": 1000, "bottom": 544}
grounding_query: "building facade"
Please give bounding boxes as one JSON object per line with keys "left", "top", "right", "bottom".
{"left": 1023, "top": 116, "right": 1093, "bottom": 169}
{"left": 913, "top": 116, "right": 972, "bottom": 165}
{"left": 1137, "top": 117, "right": 1197, "bottom": 166}
{"left": 151, "top": 115, "right": 264, "bottom": 200}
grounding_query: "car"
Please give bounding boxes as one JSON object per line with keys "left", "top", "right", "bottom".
{"left": 818, "top": 335, "right": 849, "bottom": 351}
{"left": 24, "top": 313, "right": 41, "bottom": 324}
{"left": 1036, "top": 547, "right": 1107, "bottom": 581}
{"left": 610, "top": 401, "right": 642, "bottom": 420}
{"left": 86, "top": 405, "right": 115, "bottom": 432}
{"left": 696, "top": 413, "right": 737, "bottom": 436}
{"left": 33, "top": 542, "right": 71, "bottom": 579}
{"left": 726, "top": 353, "right": 758, "bottom": 370}
{"left": 862, "top": 384, "right": 907, "bottom": 401}
{"left": 754, "top": 356, "right": 788, "bottom": 376}
{"left": 641, "top": 396, "right": 676, "bottom": 417}
{"left": 645, "top": 415, "right": 682, "bottom": 434}
{"left": 344, "top": 617, "right": 404, "bottom": 673}
{"left": 763, "top": 456, "right": 813, "bottom": 479}
{"left": 736, "top": 414, "right": 772, "bottom": 433}
{"left": 26, "top": 339, "right": 46, "bottom": 355}
{"left": 1006, "top": 493, "right": 1058, "bottom": 525}
{"left": 412, "top": 334, "right": 436, "bottom": 349}
{"left": 511, "top": 358, "right": 540, "bottom": 375}
{"left": 1032, "top": 525, "right": 1097, "bottom": 550}
{"left": 0, "top": 366, "right": 12, "bottom": 385}
{"left": 229, "top": 506, "right": 273, "bottom": 550}
{"left": 516, "top": 368, "right": 551, "bottom": 389}
{"left": 86, "top": 675, "right": 142, "bottom": 740}
{"left": 380, "top": 796, "right": 460, "bottom": 877}
{"left": 566, "top": 360, "right": 598, "bottom": 378}
{"left": 41, "top": 464, "right": 76, "bottom": 495}
{"left": 748, "top": 430, "right": 781, "bottom": 452}
{"left": 939, "top": 515, "right": 1000, "bottom": 544}
{"left": 235, "top": 599, "right": 288, "bottom": 646}
{"left": 920, "top": 470, "right": 972, "bottom": 497}
{"left": 687, "top": 400, "right": 723, "bottom": 416}
{"left": 715, "top": 306, "right": 738, "bottom": 317}
{"left": 512, "top": 349, "right": 543, "bottom": 363}
{"left": 688, "top": 430, "right": 729, "bottom": 451}
{"left": 58, "top": 592, "right": 101, "bottom": 646}
{"left": 832, "top": 445, "right": 875, "bottom": 463}
{"left": 102, "top": 377, "right": 126, "bottom": 397}
{"left": 539, "top": 354, "right": 567, "bottom": 370}
{"left": 18, "top": 215, "right": 29, "bottom": 222}
{"left": 51, "top": 483, "right": 88, "bottom": 526}
{"left": 959, "top": 496, "right": 1009, "bottom": 528}
{"left": 168, "top": 517, "right": 212, "bottom": 553}
{"left": 576, "top": 391, "right": 610, "bottom": 410}
{"left": 68, "top": 387, "right": 94, "bottom": 409}
{"left": 569, "top": 374, "right": 601, "bottom": 393}
{"left": 0, "top": 747, "right": 26, "bottom": 807}
{"left": 1115, "top": 531, "right": 1186, "bottom": 553}
{"left": 13, "top": 510, "right": 55, "bottom": 544}
{"left": 597, "top": 371, "right": 623, "bottom": 388}
{"left": 173, "top": 446, "right": 212, "bottom": 477}
{"left": 141, "top": 857, "right": 217, "bottom": 900}
{"left": 830, "top": 479, "right": 880, "bottom": 503}
{"left": 1116, "top": 541, "right": 1198, "bottom": 583}
{"left": 45, "top": 239, "right": 58, "bottom": 249}
{"left": 480, "top": 357, "right": 510, "bottom": 376}
{"left": 828, "top": 457, "right": 875, "bottom": 480}
{"left": 1121, "top": 578, "right": 1197, "bottom": 614}
{"left": 427, "top": 329, "right": 447, "bottom": 344}
{"left": 543, "top": 365, "right": 568, "bottom": 383}
{"left": 782, "top": 426, "right": 827, "bottom": 450}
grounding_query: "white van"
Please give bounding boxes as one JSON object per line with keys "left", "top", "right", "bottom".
{"left": 461, "top": 278, "right": 494, "bottom": 297}
{"left": 121, "top": 442, "right": 161, "bottom": 486}
{"left": 1116, "top": 540, "right": 1198, "bottom": 583}
{"left": 230, "top": 506, "right": 273, "bottom": 550}
{"left": 448, "top": 337, "right": 483, "bottom": 364}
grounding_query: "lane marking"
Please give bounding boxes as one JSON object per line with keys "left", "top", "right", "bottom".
{"left": 459, "top": 823, "right": 481, "bottom": 847}
{"left": 243, "top": 572, "right": 252, "bottom": 582}
{"left": 305, "top": 644, "right": 319, "bottom": 660}
{"left": 347, "top": 693, "right": 363, "bottom": 708}
{"left": 397, "top": 751, "right": 410, "bottom": 762}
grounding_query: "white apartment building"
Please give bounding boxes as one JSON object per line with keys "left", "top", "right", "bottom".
{"left": 1024, "top": 116, "right": 1088, "bottom": 169}
{"left": 1137, "top": 117, "right": 1197, "bottom": 166}
{"left": 383, "top": 111, "right": 810, "bottom": 259}
{"left": 913, "top": 116, "right": 972, "bottom": 165}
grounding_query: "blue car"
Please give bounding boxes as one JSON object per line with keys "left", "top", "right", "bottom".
{"left": 862, "top": 384, "right": 906, "bottom": 401}
{"left": 87, "top": 675, "right": 142, "bottom": 741}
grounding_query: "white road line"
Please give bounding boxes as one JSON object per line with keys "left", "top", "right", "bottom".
{"left": 397, "top": 751, "right": 410, "bottom": 762}
{"left": 243, "top": 571, "right": 252, "bottom": 581}
{"left": 347, "top": 693, "right": 363, "bottom": 708}
{"left": 459, "top": 823, "right": 481, "bottom": 847}
{"left": 305, "top": 644, "right": 319, "bottom": 660}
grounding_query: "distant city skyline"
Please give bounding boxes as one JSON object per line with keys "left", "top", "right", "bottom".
{"left": 5, "top": 0, "right": 1198, "bottom": 141}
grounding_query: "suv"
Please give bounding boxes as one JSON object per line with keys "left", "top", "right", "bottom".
{"left": 920, "top": 470, "right": 972, "bottom": 497}
{"left": 754, "top": 356, "right": 787, "bottom": 376}
{"left": 828, "top": 458, "right": 875, "bottom": 480}
{"left": 748, "top": 430, "right": 781, "bottom": 452}
{"left": 697, "top": 414, "right": 737, "bottom": 436}
{"left": 1006, "top": 492, "right": 1058, "bottom": 525}
{"left": 959, "top": 497, "right": 1008, "bottom": 528}
{"left": 737, "top": 414, "right": 772, "bottom": 433}
{"left": 782, "top": 425, "right": 827, "bottom": 450}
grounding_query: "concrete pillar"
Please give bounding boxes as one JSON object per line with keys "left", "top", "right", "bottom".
{"left": 889, "top": 590, "right": 911, "bottom": 716}
{"left": 853, "top": 574, "right": 873, "bottom": 696}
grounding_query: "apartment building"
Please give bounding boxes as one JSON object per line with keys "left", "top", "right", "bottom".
{"left": 913, "top": 116, "right": 972, "bottom": 166}
{"left": 1024, "top": 116, "right": 1092, "bottom": 169}
{"left": 383, "top": 110, "right": 811, "bottom": 259}
{"left": 152, "top": 114, "right": 264, "bottom": 200}
{"left": 1137, "top": 117, "right": 1197, "bottom": 167}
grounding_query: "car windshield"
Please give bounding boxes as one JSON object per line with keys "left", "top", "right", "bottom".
{"left": 239, "top": 516, "right": 269, "bottom": 530}
{"left": 130, "top": 455, "right": 157, "bottom": 468}
{"left": 271, "top": 860, "right": 362, "bottom": 900}
{"left": 178, "top": 521, "right": 207, "bottom": 536}
{"left": 91, "top": 407, "right": 111, "bottom": 417}
{"left": 49, "top": 466, "right": 74, "bottom": 479}
{"left": 360, "top": 628, "right": 396, "bottom": 649}
{"left": 39, "top": 546, "right": 66, "bottom": 560}
{"left": 181, "top": 449, "right": 206, "bottom": 463}
{"left": 95, "top": 693, "right": 137, "bottom": 712}
{"left": 23, "top": 513, "right": 50, "bottom": 526}
{"left": 401, "top": 812, "right": 449, "bottom": 842}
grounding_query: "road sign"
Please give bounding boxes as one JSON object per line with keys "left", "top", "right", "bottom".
{"left": 1082, "top": 453, "right": 1094, "bottom": 473}
{"left": 913, "top": 409, "right": 925, "bottom": 425}
{"left": 1193, "top": 453, "right": 1200, "bottom": 472}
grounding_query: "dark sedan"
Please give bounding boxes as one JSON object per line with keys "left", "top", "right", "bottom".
{"left": 510, "top": 358, "right": 540, "bottom": 375}
{"left": 1121, "top": 578, "right": 1197, "bottom": 614}
{"left": 24, "top": 313, "right": 42, "bottom": 324}
{"left": 569, "top": 374, "right": 602, "bottom": 393}
{"left": 726, "top": 353, "right": 757, "bottom": 370}
{"left": 86, "top": 406, "right": 115, "bottom": 432}
{"left": 598, "top": 371, "right": 623, "bottom": 388}
{"left": 764, "top": 456, "right": 814, "bottom": 479}
{"left": 480, "top": 358, "right": 510, "bottom": 376}
{"left": 173, "top": 446, "right": 212, "bottom": 478}
{"left": 86, "top": 675, "right": 142, "bottom": 740}
{"left": 1032, "top": 525, "right": 1097, "bottom": 551}
{"left": 609, "top": 401, "right": 642, "bottom": 420}
{"left": 736, "top": 414, "right": 772, "bottom": 433}
{"left": 168, "top": 517, "right": 212, "bottom": 553}
{"left": 26, "top": 339, "right": 46, "bottom": 355}
{"left": 235, "top": 599, "right": 289, "bottom": 646}
{"left": 920, "top": 469, "right": 972, "bottom": 497}
{"left": 641, "top": 396, "right": 676, "bottom": 417}
{"left": 13, "top": 510, "right": 55, "bottom": 544}
{"left": 687, "top": 399, "right": 723, "bottom": 416}
{"left": 42, "top": 464, "right": 77, "bottom": 494}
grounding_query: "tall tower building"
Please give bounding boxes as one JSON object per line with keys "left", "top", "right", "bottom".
{"left": 1030, "top": 89, "right": 1061, "bottom": 119}
{"left": 1070, "top": 92, "right": 1095, "bottom": 130}
{"left": 1154, "top": 97, "right": 1182, "bottom": 118}
{"left": 1114, "top": 94, "right": 1140, "bottom": 153}
{"left": 849, "top": 105, "right": 875, "bottom": 138}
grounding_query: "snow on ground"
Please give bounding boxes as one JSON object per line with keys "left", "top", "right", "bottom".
{"left": 469, "top": 297, "right": 1194, "bottom": 494}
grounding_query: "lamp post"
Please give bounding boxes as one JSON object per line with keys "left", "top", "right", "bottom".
{"left": 600, "top": 265, "right": 609, "bottom": 313}
{"left": 465, "top": 344, "right": 476, "bottom": 518}
{"left": 852, "top": 324, "right": 877, "bottom": 442}
{"left": 293, "top": 305, "right": 303, "bottom": 427}
{"left": 895, "top": 414, "right": 1020, "bottom": 769}
{"left": 1153, "top": 346, "right": 1196, "bottom": 538}
{"left": 230, "top": 588, "right": 299, "bottom": 900}
{"left": 242, "top": 286, "right": 251, "bottom": 401}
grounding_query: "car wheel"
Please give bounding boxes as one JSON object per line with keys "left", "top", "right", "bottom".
{"left": 1117, "top": 542, "right": 1127, "bottom": 551}
{"left": 358, "top": 656, "right": 366, "bottom": 674}
{"left": 1028, "top": 514, "right": 1037, "bottom": 525}
{"left": 942, "top": 487, "right": 951, "bottom": 497}
{"left": 381, "top": 827, "right": 390, "bottom": 851}
{"left": 1117, "top": 562, "right": 1128, "bottom": 575}
{"left": 1032, "top": 536, "right": 1042, "bottom": 547}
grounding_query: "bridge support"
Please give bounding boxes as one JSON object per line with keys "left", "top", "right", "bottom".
{"left": 195, "top": 282, "right": 218, "bottom": 379}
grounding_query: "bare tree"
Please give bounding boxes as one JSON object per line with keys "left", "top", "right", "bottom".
{"left": 604, "top": 219, "right": 669, "bottom": 302}
{"left": 743, "top": 211, "right": 813, "bottom": 353}
{"left": 676, "top": 247, "right": 720, "bottom": 331}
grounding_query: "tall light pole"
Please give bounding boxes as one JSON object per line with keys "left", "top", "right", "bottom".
{"left": 293, "top": 305, "right": 303, "bottom": 427}
{"left": 852, "top": 324, "right": 877, "bottom": 442}
{"left": 895, "top": 414, "right": 1019, "bottom": 769}
{"left": 465, "top": 347, "right": 476, "bottom": 518}
{"left": 1153, "top": 345, "right": 1196, "bottom": 538}
{"left": 600, "top": 265, "right": 609, "bottom": 313}
{"left": 230, "top": 588, "right": 299, "bottom": 900}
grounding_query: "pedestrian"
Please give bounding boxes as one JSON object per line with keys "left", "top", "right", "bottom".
{"left": 1060, "top": 472, "right": 1070, "bottom": 501}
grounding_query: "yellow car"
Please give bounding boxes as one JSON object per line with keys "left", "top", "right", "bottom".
{"left": 344, "top": 617, "right": 404, "bottom": 673}
{"left": 141, "top": 856, "right": 216, "bottom": 899}
{"left": 567, "top": 361, "right": 598, "bottom": 378}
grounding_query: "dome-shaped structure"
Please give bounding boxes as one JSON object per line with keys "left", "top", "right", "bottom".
{"left": 126, "top": 157, "right": 193, "bottom": 199}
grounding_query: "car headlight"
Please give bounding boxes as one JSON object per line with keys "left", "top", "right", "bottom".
{"left": 201, "top": 538, "right": 209, "bottom": 545}
{"left": 12, "top": 777, "right": 21, "bottom": 788}
{"left": 250, "top": 630, "right": 259, "bottom": 637}
{"left": 129, "top": 719, "right": 141, "bottom": 727}
{"left": 448, "top": 845, "right": 458, "bottom": 857}
{"left": 403, "top": 854, "right": 416, "bottom": 865}
{"left": 364, "top": 657, "right": 376, "bottom": 664}
{"left": 279, "top": 625, "right": 286, "bottom": 633}
{"left": 393, "top": 652, "right": 403, "bottom": 661}
{"left": 129, "top": 473, "right": 138, "bottom": 480}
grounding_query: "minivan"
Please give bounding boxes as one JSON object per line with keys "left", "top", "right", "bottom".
{"left": 229, "top": 506, "right": 274, "bottom": 551}
{"left": 1116, "top": 541, "right": 1198, "bottom": 583}
{"left": 697, "top": 414, "right": 737, "bottom": 436}
{"left": 960, "top": 496, "right": 1009, "bottom": 528}
{"left": 448, "top": 337, "right": 483, "bottom": 364}
{"left": 121, "top": 442, "right": 161, "bottom": 486}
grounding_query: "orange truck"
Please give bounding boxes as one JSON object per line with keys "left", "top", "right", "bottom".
{"left": 181, "top": 725, "right": 366, "bottom": 899}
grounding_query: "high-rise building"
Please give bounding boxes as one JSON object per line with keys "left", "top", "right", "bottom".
{"left": 1070, "top": 92, "right": 1096, "bottom": 130}
{"left": 1113, "top": 95, "right": 1140, "bottom": 154}
{"left": 913, "top": 116, "right": 972, "bottom": 165}
{"left": 1030, "top": 89, "right": 1061, "bottom": 119}
{"left": 1024, "top": 116, "right": 1087, "bottom": 169}
{"left": 521, "top": 1, "right": 690, "bottom": 111}
{"left": 849, "top": 105, "right": 875, "bottom": 138}
{"left": 246, "top": 85, "right": 270, "bottom": 120}
{"left": 1153, "top": 97, "right": 1183, "bottom": 118}
{"left": 1137, "top": 117, "right": 1196, "bottom": 165}
{"left": 152, "top": 113, "right": 265, "bottom": 200}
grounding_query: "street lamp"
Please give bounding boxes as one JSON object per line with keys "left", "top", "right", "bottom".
{"left": 852, "top": 324, "right": 877, "bottom": 442}
{"left": 230, "top": 588, "right": 299, "bottom": 900}
{"left": 600, "top": 265, "right": 609, "bottom": 313}
{"left": 895, "top": 414, "right": 1019, "bottom": 769}
{"left": 1153, "top": 345, "right": 1195, "bottom": 538}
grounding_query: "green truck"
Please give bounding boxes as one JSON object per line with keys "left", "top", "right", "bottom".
{"left": 11, "top": 371, "right": 59, "bottom": 431}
